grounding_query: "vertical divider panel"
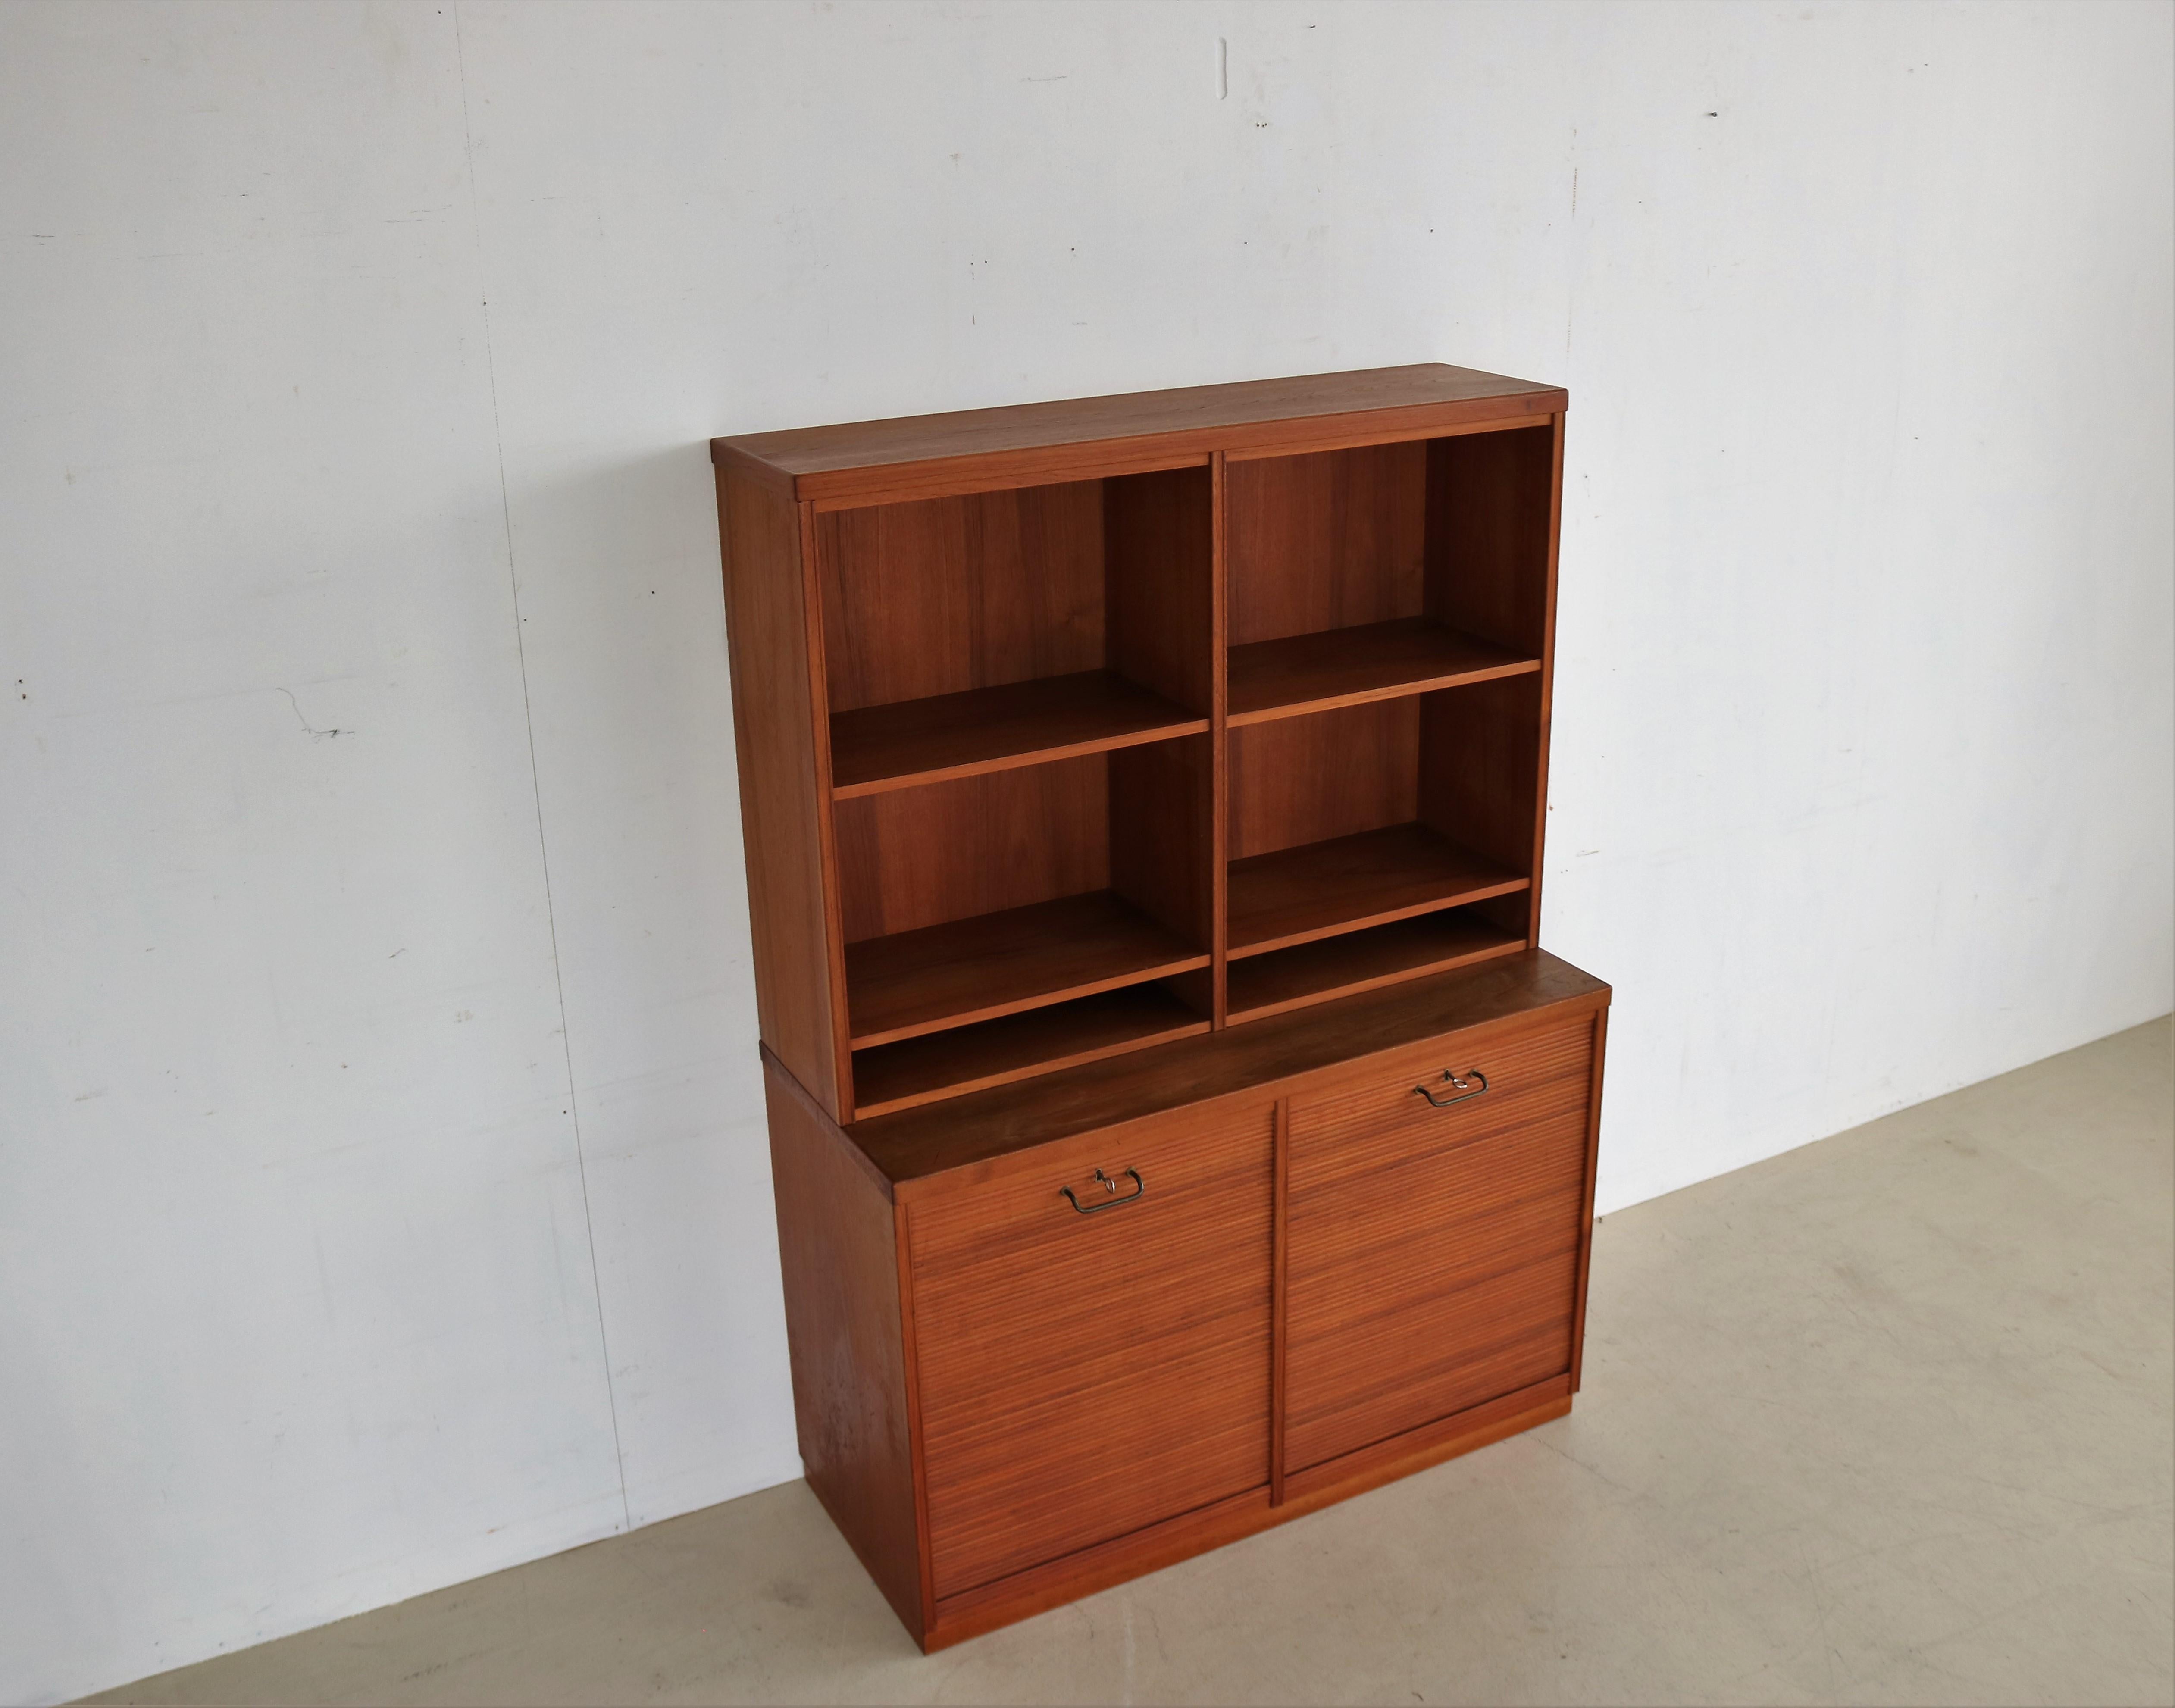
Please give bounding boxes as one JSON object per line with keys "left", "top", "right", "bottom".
{"left": 1209, "top": 451, "right": 1231, "bottom": 1026}
{"left": 1107, "top": 463, "right": 1218, "bottom": 1020}
{"left": 1529, "top": 413, "right": 1568, "bottom": 944}
{"left": 1269, "top": 1092, "right": 1290, "bottom": 1502}
{"left": 1108, "top": 738, "right": 1212, "bottom": 958}
{"left": 800, "top": 500, "right": 858, "bottom": 1111}
{"left": 1105, "top": 467, "right": 1213, "bottom": 713}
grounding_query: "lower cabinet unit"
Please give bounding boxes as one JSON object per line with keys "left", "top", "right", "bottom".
{"left": 762, "top": 951, "right": 1609, "bottom": 1651}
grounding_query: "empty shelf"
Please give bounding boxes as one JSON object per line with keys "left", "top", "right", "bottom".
{"left": 1226, "top": 823, "right": 1528, "bottom": 958}
{"left": 1225, "top": 909, "right": 1527, "bottom": 1024}
{"left": 1227, "top": 617, "right": 1538, "bottom": 726}
{"left": 845, "top": 890, "right": 1210, "bottom": 1048}
{"left": 831, "top": 670, "right": 1206, "bottom": 797}
{"left": 852, "top": 985, "right": 1209, "bottom": 1117}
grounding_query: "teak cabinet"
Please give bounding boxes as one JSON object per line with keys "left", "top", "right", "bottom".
{"left": 712, "top": 364, "right": 1609, "bottom": 1651}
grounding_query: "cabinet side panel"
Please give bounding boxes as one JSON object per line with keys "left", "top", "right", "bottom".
{"left": 1423, "top": 424, "right": 1555, "bottom": 656}
{"left": 763, "top": 1058, "right": 923, "bottom": 1641}
{"left": 1108, "top": 735, "right": 1214, "bottom": 951}
{"left": 1570, "top": 1006, "right": 1607, "bottom": 1391}
{"left": 1418, "top": 675, "right": 1542, "bottom": 888}
{"left": 1105, "top": 465, "right": 1214, "bottom": 712}
{"left": 718, "top": 467, "right": 844, "bottom": 1114}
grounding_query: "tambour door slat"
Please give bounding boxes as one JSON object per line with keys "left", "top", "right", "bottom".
{"left": 1284, "top": 1015, "right": 1596, "bottom": 1473}
{"left": 908, "top": 1104, "right": 1275, "bottom": 1602}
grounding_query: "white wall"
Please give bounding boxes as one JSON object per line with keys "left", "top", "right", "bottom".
{"left": 3, "top": 2, "right": 2168, "bottom": 1700}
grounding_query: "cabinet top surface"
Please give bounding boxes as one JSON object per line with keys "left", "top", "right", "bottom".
{"left": 713, "top": 363, "right": 1565, "bottom": 482}
{"left": 839, "top": 950, "right": 1608, "bottom": 1195}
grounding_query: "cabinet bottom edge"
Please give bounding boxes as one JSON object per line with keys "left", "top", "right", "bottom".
{"left": 917, "top": 1374, "right": 1574, "bottom": 1653}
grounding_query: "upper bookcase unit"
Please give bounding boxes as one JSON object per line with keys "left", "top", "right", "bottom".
{"left": 714, "top": 364, "right": 1566, "bottom": 1123}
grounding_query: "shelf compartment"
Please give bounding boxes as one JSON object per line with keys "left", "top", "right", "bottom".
{"left": 1225, "top": 908, "right": 1526, "bottom": 1025}
{"left": 845, "top": 890, "right": 1209, "bottom": 1049}
{"left": 1227, "top": 617, "right": 1537, "bottom": 727}
{"left": 851, "top": 984, "right": 1208, "bottom": 1118}
{"left": 831, "top": 670, "right": 1205, "bottom": 798}
{"left": 1226, "top": 823, "right": 1528, "bottom": 959}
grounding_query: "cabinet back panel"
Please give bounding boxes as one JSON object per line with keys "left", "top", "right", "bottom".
{"left": 1228, "top": 700, "right": 1419, "bottom": 860}
{"left": 834, "top": 756, "right": 1109, "bottom": 942}
{"left": 817, "top": 481, "right": 1105, "bottom": 713}
{"left": 908, "top": 1104, "right": 1275, "bottom": 1599}
{"left": 1425, "top": 425, "right": 1555, "bottom": 656}
{"left": 1227, "top": 443, "right": 1427, "bottom": 647}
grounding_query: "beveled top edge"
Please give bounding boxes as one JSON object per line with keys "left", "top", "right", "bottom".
{"left": 711, "top": 363, "right": 1564, "bottom": 479}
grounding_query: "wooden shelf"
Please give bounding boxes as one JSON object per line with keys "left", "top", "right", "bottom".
{"left": 845, "top": 890, "right": 1209, "bottom": 1049}
{"left": 1227, "top": 617, "right": 1537, "bottom": 726}
{"left": 831, "top": 670, "right": 1206, "bottom": 798}
{"left": 1225, "top": 909, "right": 1525, "bottom": 1025}
{"left": 851, "top": 985, "right": 1208, "bottom": 1118}
{"left": 1227, "top": 823, "right": 1528, "bottom": 959}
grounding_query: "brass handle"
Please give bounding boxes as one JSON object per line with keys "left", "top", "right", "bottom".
{"left": 1413, "top": 1068, "right": 1489, "bottom": 1109}
{"left": 1059, "top": 1167, "right": 1145, "bottom": 1214}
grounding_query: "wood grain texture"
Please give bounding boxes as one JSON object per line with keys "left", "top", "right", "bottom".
{"left": 1227, "top": 698, "right": 1419, "bottom": 862}
{"left": 851, "top": 985, "right": 1210, "bottom": 1118}
{"left": 844, "top": 888, "right": 1208, "bottom": 1048}
{"left": 1278, "top": 1376, "right": 1570, "bottom": 1506}
{"left": 1424, "top": 423, "right": 1555, "bottom": 657}
{"left": 816, "top": 481, "right": 1104, "bottom": 713}
{"left": 762, "top": 1056, "right": 922, "bottom": 1639}
{"left": 1270, "top": 1095, "right": 1291, "bottom": 1504}
{"left": 848, "top": 951, "right": 1609, "bottom": 1193}
{"left": 1208, "top": 451, "right": 1231, "bottom": 1024}
{"left": 1528, "top": 413, "right": 1569, "bottom": 950}
{"left": 1227, "top": 821, "right": 1529, "bottom": 957}
{"left": 1105, "top": 465, "right": 1215, "bottom": 713}
{"left": 1225, "top": 908, "right": 1527, "bottom": 1024}
{"left": 1418, "top": 673, "right": 1543, "bottom": 890}
{"left": 1227, "top": 616, "right": 1538, "bottom": 726}
{"left": 1226, "top": 441, "right": 1427, "bottom": 647}
{"left": 906, "top": 1103, "right": 1275, "bottom": 1599}
{"left": 829, "top": 671, "right": 1203, "bottom": 798}
{"left": 923, "top": 1377, "right": 1571, "bottom": 1651}
{"left": 1570, "top": 1007, "right": 1607, "bottom": 1392}
{"left": 715, "top": 364, "right": 1566, "bottom": 504}
{"left": 800, "top": 502, "right": 859, "bottom": 1115}
{"left": 715, "top": 466, "right": 843, "bottom": 1116}
{"left": 1108, "top": 734, "right": 1215, "bottom": 950}
{"left": 1283, "top": 1016, "right": 1595, "bottom": 1472}
{"left": 833, "top": 754, "right": 1109, "bottom": 944}
{"left": 723, "top": 369, "right": 1600, "bottom": 1655}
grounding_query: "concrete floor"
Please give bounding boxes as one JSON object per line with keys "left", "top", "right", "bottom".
{"left": 90, "top": 1018, "right": 2173, "bottom": 1708}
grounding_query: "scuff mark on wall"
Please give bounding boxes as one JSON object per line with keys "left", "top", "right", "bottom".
{"left": 275, "top": 688, "right": 351, "bottom": 741}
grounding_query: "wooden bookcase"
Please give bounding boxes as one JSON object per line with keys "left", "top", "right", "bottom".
{"left": 714, "top": 365, "right": 1609, "bottom": 1650}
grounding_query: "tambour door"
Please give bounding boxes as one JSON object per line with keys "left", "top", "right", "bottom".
{"left": 905, "top": 1103, "right": 1276, "bottom": 1602}
{"left": 1283, "top": 1013, "right": 1598, "bottom": 1474}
